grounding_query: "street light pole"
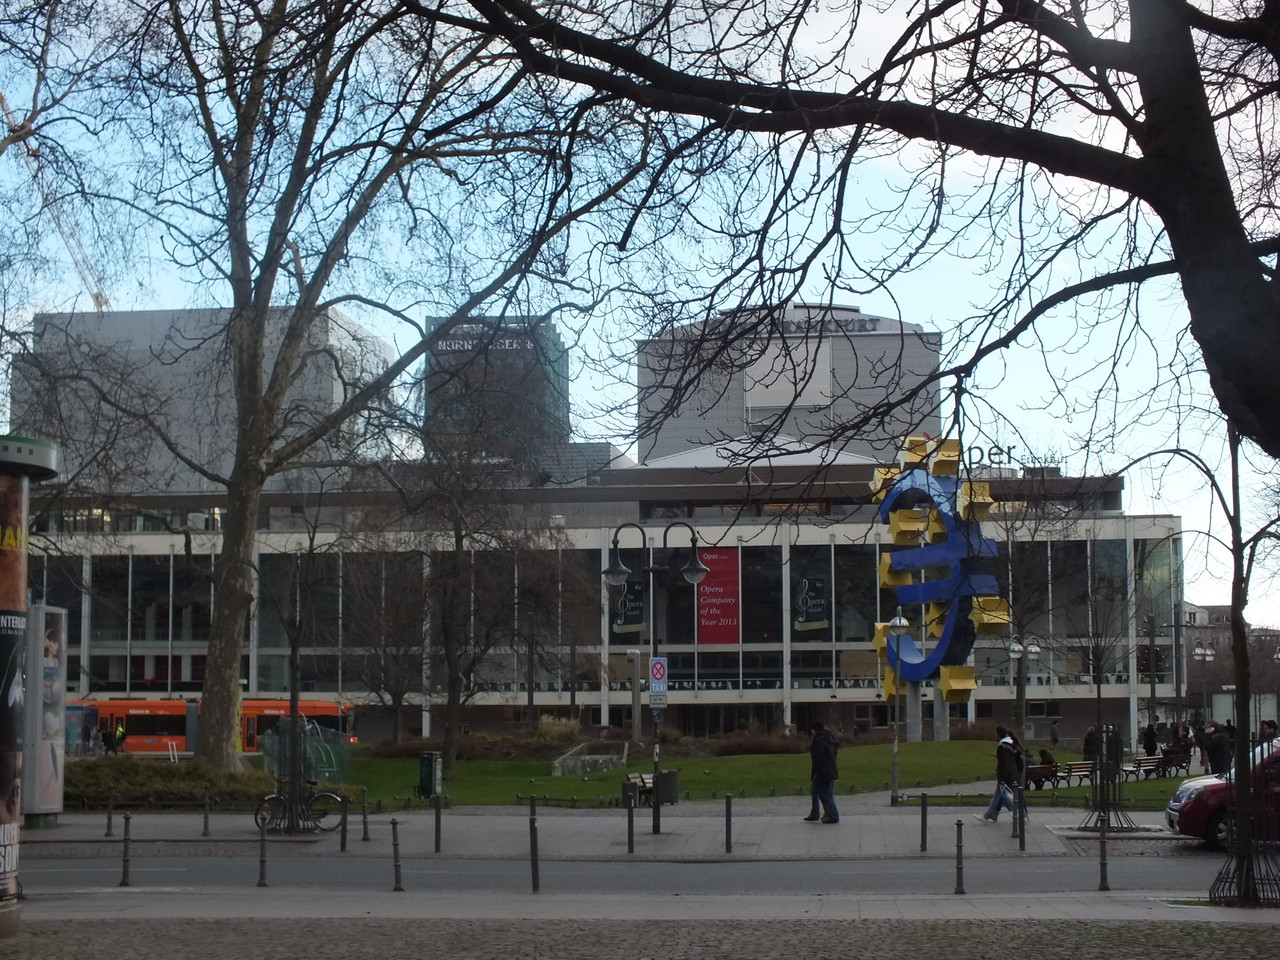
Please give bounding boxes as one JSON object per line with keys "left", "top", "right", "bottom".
{"left": 888, "top": 607, "right": 910, "bottom": 805}
{"left": 1010, "top": 635, "right": 1041, "bottom": 742}
{"left": 604, "top": 521, "right": 707, "bottom": 835}
{"left": 1192, "top": 641, "right": 1216, "bottom": 723}
{"left": 1144, "top": 615, "right": 1159, "bottom": 724}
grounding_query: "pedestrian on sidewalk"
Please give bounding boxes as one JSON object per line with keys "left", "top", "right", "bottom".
{"left": 974, "top": 726, "right": 1022, "bottom": 823}
{"left": 803, "top": 720, "right": 840, "bottom": 824}
{"left": 1142, "top": 723, "right": 1158, "bottom": 757}
{"left": 1206, "top": 722, "right": 1232, "bottom": 774}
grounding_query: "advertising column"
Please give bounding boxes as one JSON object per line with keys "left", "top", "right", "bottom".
{"left": 0, "top": 436, "right": 58, "bottom": 937}
{"left": 23, "top": 606, "right": 67, "bottom": 823}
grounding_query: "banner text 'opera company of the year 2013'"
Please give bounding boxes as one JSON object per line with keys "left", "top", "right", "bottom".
{"left": 696, "top": 549, "right": 739, "bottom": 644}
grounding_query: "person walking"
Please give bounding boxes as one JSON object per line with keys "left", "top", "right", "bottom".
{"left": 1082, "top": 725, "right": 1097, "bottom": 762}
{"left": 803, "top": 720, "right": 840, "bottom": 824}
{"left": 1206, "top": 722, "right": 1232, "bottom": 774}
{"left": 1142, "top": 723, "right": 1158, "bottom": 757}
{"left": 974, "top": 726, "right": 1021, "bottom": 823}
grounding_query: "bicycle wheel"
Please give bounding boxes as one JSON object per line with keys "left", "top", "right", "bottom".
{"left": 308, "top": 792, "right": 344, "bottom": 831}
{"left": 254, "top": 795, "right": 286, "bottom": 829}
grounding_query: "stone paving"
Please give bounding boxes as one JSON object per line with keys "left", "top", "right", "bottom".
{"left": 4, "top": 916, "right": 1278, "bottom": 960}
{"left": 8, "top": 787, "right": 1279, "bottom": 958}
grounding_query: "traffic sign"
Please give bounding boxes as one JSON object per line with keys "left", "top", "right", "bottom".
{"left": 649, "top": 694, "right": 667, "bottom": 708}
{"left": 649, "top": 657, "right": 668, "bottom": 695}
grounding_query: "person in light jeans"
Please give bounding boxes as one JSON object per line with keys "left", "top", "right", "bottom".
{"left": 974, "top": 727, "right": 1026, "bottom": 823}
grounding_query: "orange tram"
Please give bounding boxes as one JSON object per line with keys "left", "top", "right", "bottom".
{"left": 67, "top": 698, "right": 355, "bottom": 754}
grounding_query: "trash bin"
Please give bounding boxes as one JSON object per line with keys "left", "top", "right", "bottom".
{"left": 418, "top": 750, "right": 442, "bottom": 799}
{"left": 657, "top": 769, "right": 680, "bottom": 805}
{"left": 621, "top": 779, "right": 639, "bottom": 806}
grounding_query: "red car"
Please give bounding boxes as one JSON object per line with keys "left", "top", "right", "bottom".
{"left": 1165, "top": 742, "right": 1280, "bottom": 848}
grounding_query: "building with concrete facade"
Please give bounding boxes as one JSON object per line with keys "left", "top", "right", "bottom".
{"left": 10, "top": 303, "right": 1185, "bottom": 748}
{"left": 636, "top": 303, "right": 942, "bottom": 464}
{"left": 21, "top": 449, "right": 1183, "bottom": 746}
{"left": 11, "top": 307, "right": 394, "bottom": 497}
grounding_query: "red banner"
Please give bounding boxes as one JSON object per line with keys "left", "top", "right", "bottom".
{"left": 696, "top": 548, "right": 739, "bottom": 644}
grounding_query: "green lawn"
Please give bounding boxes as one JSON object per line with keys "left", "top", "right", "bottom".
{"left": 349, "top": 740, "right": 1063, "bottom": 806}
{"left": 346, "top": 741, "right": 1191, "bottom": 809}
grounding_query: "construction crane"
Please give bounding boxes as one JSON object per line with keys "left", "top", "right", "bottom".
{"left": 1, "top": 90, "right": 110, "bottom": 312}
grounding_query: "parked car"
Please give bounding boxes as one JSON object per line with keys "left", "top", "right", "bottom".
{"left": 1165, "top": 741, "right": 1280, "bottom": 848}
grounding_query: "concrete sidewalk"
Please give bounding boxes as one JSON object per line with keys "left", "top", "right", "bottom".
{"left": 19, "top": 789, "right": 1176, "bottom": 862}
{"left": 11, "top": 792, "right": 1280, "bottom": 957}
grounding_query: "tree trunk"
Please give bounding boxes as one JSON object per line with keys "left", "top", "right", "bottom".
{"left": 194, "top": 475, "right": 262, "bottom": 770}
{"left": 1130, "top": 0, "right": 1280, "bottom": 459}
{"left": 442, "top": 670, "right": 464, "bottom": 780}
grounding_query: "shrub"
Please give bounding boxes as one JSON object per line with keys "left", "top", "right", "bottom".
{"left": 64, "top": 755, "right": 275, "bottom": 806}
{"left": 709, "top": 731, "right": 807, "bottom": 756}
{"left": 534, "top": 715, "right": 581, "bottom": 745}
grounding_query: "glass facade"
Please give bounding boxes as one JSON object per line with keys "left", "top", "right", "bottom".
{"left": 28, "top": 513, "right": 1183, "bottom": 738}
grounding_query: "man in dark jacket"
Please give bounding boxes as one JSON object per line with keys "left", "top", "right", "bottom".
{"left": 1206, "top": 722, "right": 1232, "bottom": 774}
{"left": 804, "top": 721, "right": 840, "bottom": 824}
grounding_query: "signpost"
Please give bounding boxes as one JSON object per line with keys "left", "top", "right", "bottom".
{"left": 649, "top": 657, "right": 667, "bottom": 833}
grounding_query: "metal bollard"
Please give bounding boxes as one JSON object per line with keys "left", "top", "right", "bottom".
{"left": 361, "top": 786, "right": 370, "bottom": 842}
{"left": 105, "top": 787, "right": 115, "bottom": 838}
{"left": 391, "top": 817, "right": 404, "bottom": 892}
{"left": 1098, "top": 812, "right": 1110, "bottom": 891}
{"left": 1018, "top": 785, "right": 1026, "bottom": 852}
{"left": 202, "top": 784, "right": 211, "bottom": 837}
{"left": 433, "top": 793, "right": 442, "bottom": 853}
{"left": 627, "top": 794, "right": 635, "bottom": 854}
{"left": 119, "top": 812, "right": 131, "bottom": 887}
{"left": 954, "top": 818, "right": 965, "bottom": 895}
{"left": 340, "top": 795, "right": 349, "bottom": 852}
{"left": 725, "top": 793, "right": 733, "bottom": 854}
{"left": 258, "top": 818, "right": 268, "bottom": 887}
{"left": 920, "top": 793, "right": 928, "bottom": 852}
{"left": 529, "top": 796, "right": 540, "bottom": 894}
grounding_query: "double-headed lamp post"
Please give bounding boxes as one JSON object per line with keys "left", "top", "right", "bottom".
{"left": 887, "top": 606, "right": 910, "bottom": 805}
{"left": 603, "top": 521, "right": 708, "bottom": 834}
{"left": 1192, "top": 641, "right": 1216, "bottom": 723}
{"left": 1010, "top": 635, "right": 1041, "bottom": 742}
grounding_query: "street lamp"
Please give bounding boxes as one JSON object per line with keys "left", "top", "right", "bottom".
{"left": 1192, "top": 640, "right": 1216, "bottom": 723}
{"left": 1010, "top": 635, "right": 1041, "bottom": 741}
{"left": 603, "top": 520, "right": 706, "bottom": 835}
{"left": 888, "top": 606, "right": 910, "bottom": 805}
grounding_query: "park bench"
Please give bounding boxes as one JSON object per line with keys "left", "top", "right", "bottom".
{"left": 1055, "top": 761, "right": 1096, "bottom": 786}
{"left": 1123, "top": 755, "right": 1167, "bottom": 780}
{"left": 1026, "top": 764, "right": 1057, "bottom": 789}
{"left": 623, "top": 772, "right": 654, "bottom": 806}
{"left": 1160, "top": 751, "right": 1192, "bottom": 777}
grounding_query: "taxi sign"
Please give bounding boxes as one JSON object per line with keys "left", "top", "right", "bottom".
{"left": 649, "top": 657, "right": 668, "bottom": 695}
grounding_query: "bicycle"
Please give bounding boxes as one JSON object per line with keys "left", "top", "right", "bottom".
{"left": 254, "top": 779, "right": 345, "bottom": 832}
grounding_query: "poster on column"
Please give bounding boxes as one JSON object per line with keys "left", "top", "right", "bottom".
{"left": 24, "top": 605, "right": 67, "bottom": 815}
{"left": 696, "top": 548, "right": 739, "bottom": 644}
{"left": 0, "top": 472, "right": 28, "bottom": 901}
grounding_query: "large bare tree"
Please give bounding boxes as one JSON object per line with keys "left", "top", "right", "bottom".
{"left": 4, "top": 0, "right": 675, "bottom": 769}
{"left": 400, "top": 0, "right": 1280, "bottom": 463}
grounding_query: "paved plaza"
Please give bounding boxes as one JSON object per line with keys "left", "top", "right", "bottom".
{"left": 6, "top": 789, "right": 1278, "bottom": 958}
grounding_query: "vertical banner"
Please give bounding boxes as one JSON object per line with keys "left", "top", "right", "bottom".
{"left": 696, "top": 548, "right": 740, "bottom": 644}
{"left": 611, "top": 581, "right": 647, "bottom": 634}
{"left": 24, "top": 606, "right": 67, "bottom": 815}
{"left": 0, "top": 474, "right": 28, "bottom": 901}
{"left": 793, "top": 577, "right": 830, "bottom": 634}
